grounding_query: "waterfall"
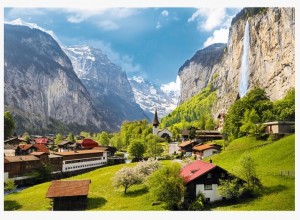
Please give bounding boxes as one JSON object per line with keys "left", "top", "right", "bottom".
{"left": 239, "top": 20, "right": 250, "bottom": 98}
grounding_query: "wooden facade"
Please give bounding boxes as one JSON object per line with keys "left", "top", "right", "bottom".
{"left": 4, "top": 155, "right": 41, "bottom": 178}
{"left": 46, "top": 180, "right": 91, "bottom": 211}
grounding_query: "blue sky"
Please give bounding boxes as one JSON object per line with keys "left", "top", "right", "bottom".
{"left": 4, "top": 7, "right": 241, "bottom": 87}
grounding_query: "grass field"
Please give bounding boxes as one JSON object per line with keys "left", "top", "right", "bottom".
{"left": 4, "top": 161, "right": 174, "bottom": 211}
{"left": 207, "top": 134, "right": 295, "bottom": 210}
{"left": 4, "top": 134, "right": 295, "bottom": 211}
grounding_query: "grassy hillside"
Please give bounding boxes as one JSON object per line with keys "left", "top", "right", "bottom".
{"left": 4, "top": 162, "right": 170, "bottom": 211}
{"left": 4, "top": 135, "right": 295, "bottom": 211}
{"left": 206, "top": 134, "right": 295, "bottom": 210}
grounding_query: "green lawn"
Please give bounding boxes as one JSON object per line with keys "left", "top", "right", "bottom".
{"left": 4, "top": 161, "right": 174, "bottom": 211}
{"left": 4, "top": 135, "right": 295, "bottom": 211}
{"left": 206, "top": 134, "right": 295, "bottom": 210}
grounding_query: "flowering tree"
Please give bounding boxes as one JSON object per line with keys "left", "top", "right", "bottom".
{"left": 135, "top": 158, "right": 160, "bottom": 179}
{"left": 113, "top": 167, "right": 143, "bottom": 194}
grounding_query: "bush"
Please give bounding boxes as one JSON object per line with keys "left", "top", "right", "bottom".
{"left": 147, "top": 163, "right": 185, "bottom": 210}
{"left": 4, "top": 179, "right": 17, "bottom": 193}
{"left": 114, "top": 152, "right": 125, "bottom": 158}
{"left": 188, "top": 192, "right": 206, "bottom": 210}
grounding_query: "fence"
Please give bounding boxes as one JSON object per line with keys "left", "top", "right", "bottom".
{"left": 279, "top": 170, "right": 295, "bottom": 177}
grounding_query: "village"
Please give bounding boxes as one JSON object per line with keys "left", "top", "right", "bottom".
{"left": 3, "top": 109, "right": 295, "bottom": 211}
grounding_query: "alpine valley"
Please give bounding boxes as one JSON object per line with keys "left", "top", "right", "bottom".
{"left": 4, "top": 22, "right": 178, "bottom": 134}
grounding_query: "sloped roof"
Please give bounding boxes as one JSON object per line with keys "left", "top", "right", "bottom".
{"left": 181, "top": 160, "right": 217, "bottom": 184}
{"left": 179, "top": 140, "right": 198, "bottom": 148}
{"left": 192, "top": 143, "right": 221, "bottom": 151}
{"left": 5, "top": 155, "right": 40, "bottom": 163}
{"left": 30, "top": 152, "right": 47, "bottom": 156}
{"left": 53, "top": 149, "right": 105, "bottom": 156}
{"left": 152, "top": 109, "right": 160, "bottom": 126}
{"left": 46, "top": 179, "right": 91, "bottom": 198}
{"left": 58, "top": 140, "right": 73, "bottom": 146}
{"left": 35, "top": 138, "right": 48, "bottom": 144}
{"left": 34, "top": 144, "right": 50, "bottom": 154}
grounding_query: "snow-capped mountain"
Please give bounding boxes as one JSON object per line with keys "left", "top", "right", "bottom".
{"left": 64, "top": 45, "right": 149, "bottom": 129}
{"left": 129, "top": 76, "right": 180, "bottom": 118}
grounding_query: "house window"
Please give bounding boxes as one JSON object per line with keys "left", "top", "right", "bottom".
{"left": 221, "top": 173, "right": 225, "bottom": 178}
{"left": 207, "top": 173, "right": 212, "bottom": 178}
{"left": 213, "top": 151, "right": 218, "bottom": 154}
{"left": 204, "top": 184, "right": 212, "bottom": 190}
{"left": 206, "top": 198, "right": 210, "bottom": 203}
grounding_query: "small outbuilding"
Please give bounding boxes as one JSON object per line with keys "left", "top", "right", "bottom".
{"left": 46, "top": 179, "right": 91, "bottom": 211}
{"left": 263, "top": 121, "right": 295, "bottom": 134}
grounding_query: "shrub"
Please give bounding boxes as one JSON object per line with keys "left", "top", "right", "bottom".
{"left": 188, "top": 192, "right": 206, "bottom": 210}
{"left": 4, "top": 179, "right": 17, "bottom": 193}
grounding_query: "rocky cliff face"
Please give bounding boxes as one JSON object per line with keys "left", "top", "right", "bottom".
{"left": 179, "top": 8, "right": 295, "bottom": 118}
{"left": 129, "top": 76, "right": 179, "bottom": 119}
{"left": 64, "top": 46, "right": 149, "bottom": 130}
{"left": 4, "top": 24, "right": 110, "bottom": 134}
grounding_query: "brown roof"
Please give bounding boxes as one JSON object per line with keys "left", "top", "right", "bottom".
{"left": 179, "top": 140, "right": 199, "bottom": 147}
{"left": 5, "top": 155, "right": 40, "bottom": 163}
{"left": 192, "top": 143, "right": 221, "bottom": 151}
{"left": 46, "top": 180, "right": 91, "bottom": 198}
{"left": 30, "top": 152, "right": 48, "bottom": 156}
{"left": 53, "top": 149, "right": 105, "bottom": 156}
{"left": 34, "top": 144, "right": 50, "bottom": 154}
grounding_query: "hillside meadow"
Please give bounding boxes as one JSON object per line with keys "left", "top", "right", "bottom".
{"left": 4, "top": 134, "right": 295, "bottom": 211}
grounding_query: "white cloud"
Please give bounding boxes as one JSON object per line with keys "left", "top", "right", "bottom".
{"left": 65, "top": 8, "right": 105, "bottom": 23}
{"left": 203, "top": 27, "right": 229, "bottom": 47}
{"left": 188, "top": 8, "right": 226, "bottom": 31}
{"left": 161, "top": 75, "right": 181, "bottom": 96}
{"left": 96, "top": 20, "right": 119, "bottom": 31}
{"left": 156, "top": 21, "right": 162, "bottom": 29}
{"left": 161, "top": 10, "right": 169, "bottom": 17}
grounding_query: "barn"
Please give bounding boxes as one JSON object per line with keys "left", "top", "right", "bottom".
{"left": 46, "top": 179, "right": 91, "bottom": 210}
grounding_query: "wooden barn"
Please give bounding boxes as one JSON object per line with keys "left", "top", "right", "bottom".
{"left": 46, "top": 179, "right": 91, "bottom": 211}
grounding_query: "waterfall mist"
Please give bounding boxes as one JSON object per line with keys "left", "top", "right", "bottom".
{"left": 239, "top": 20, "right": 250, "bottom": 98}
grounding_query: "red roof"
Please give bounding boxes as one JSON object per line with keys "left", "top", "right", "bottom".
{"left": 80, "top": 138, "right": 98, "bottom": 149}
{"left": 34, "top": 144, "right": 50, "bottom": 154}
{"left": 46, "top": 180, "right": 91, "bottom": 198}
{"left": 181, "top": 160, "right": 216, "bottom": 184}
{"left": 35, "top": 138, "right": 48, "bottom": 144}
{"left": 192, "top": 143, "right": 220, "bottom": 151}
{"left": 19, "top": 144, "right": 49, "bottom": 154}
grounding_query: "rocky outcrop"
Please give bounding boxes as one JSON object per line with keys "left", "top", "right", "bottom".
{"left": 179, "top": 8, "right": 295, "bottom": 118}
{"left": 64, "top": 46, "right": 149, "bottom": 130}
{"left": 4, "top": 24, "right": 110, "bottom": 134}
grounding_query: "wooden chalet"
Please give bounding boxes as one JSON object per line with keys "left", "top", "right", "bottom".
{"left": 192, "top": 143, "right": 222, "bottom": 159}
{"left": 182, "top": 130, "right": 189, "bottom": 140}
{"left": 178, "top": 140, "right": 200, "bottom": 157}
{"left": 181, "top": 160, "right": 235, "bottom": 203}
{"left": 195, "top": 130, "right": 223, "bottom": 142}
{"left": 30, "top": 152, "right": 63, "bottom": 173}
{"left": 57, "top": 140, "right": 75, "bottom": 152}
{"left": 46, "top": 179, "right": 91, "bottom": 211}
{"left": 263, "top": 121, "right": 295, "bottom": 134}
{"left": 16, "top": 144, "right": 50, "bottom": 155}
{"left": 4, "top": 155, "right": 41, "bottom": 179}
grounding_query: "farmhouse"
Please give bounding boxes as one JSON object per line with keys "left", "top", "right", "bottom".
{"left": 178, "top": 140, "right": 199, "bottom": 157}
{"left": 16, "top": 143, "right": 50, "bottom": 155}
{"left": 263, "top": 121, "right": 295, "bottom": 134}
{"left": 57, "top": 140, "right": 75, "bottom": 152}
{"left": 52, "top": 149, "right": 107, "bottom": 172}
{"left": 4, "top": 155, "right": 41, "bottom": 179}
{"left": 192, "top": 143, "right": 222, "bottom": 159}
{"left": 181, "top": 160, "right": 232, "bottom": 203}
{"left": 46, "top": 179, "right": 91, "bottom": 210}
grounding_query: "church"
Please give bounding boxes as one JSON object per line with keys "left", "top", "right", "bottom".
{"left": 152, "top": 109, "right": 172, "bottom": 141}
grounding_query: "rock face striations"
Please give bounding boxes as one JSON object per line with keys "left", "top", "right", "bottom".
{"left": 64, "top": 46, "right": 149, "bottom": 130}
{"left": 4, "top": 24, "right": 110, "bottom": 134}
{"left": 178, "top": 8, "right": 295, "bottom": 118}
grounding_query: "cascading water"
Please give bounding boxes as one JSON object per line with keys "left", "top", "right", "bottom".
{"left": 239, "top": 20, "right": 250, "bottom": 98}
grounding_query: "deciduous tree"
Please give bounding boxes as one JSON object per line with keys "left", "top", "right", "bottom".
{"left": 4, "top": 111, "right": 15, "bottom": 139}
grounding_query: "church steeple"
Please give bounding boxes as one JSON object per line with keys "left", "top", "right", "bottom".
{"left": 152, "top": 109, "right": 160, "bottom": 135}
{"left": 152, "top": 109, "right": 160, "bottom": 127}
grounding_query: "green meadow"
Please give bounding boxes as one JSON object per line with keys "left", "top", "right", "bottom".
{"left": 4, "top": 135, "right": 295, "bottom": 211}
